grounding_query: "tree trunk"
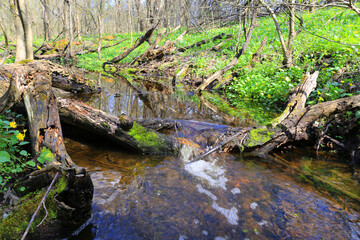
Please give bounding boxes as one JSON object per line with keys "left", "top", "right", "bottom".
{"left": 41, "top": 0, "right": 51, "bottom": 41}
{"left": 63, "top": 0, "right": 70, "bottom": 40}
{"left": 97, "top": 0, "right": 104, "bottom": 60}
{"left": 10, "top": 0, "right": 26, "bottom": 62}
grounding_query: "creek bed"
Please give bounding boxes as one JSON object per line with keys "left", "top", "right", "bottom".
{"left": 65, "top": 74, "right": 360, "bottom": 239}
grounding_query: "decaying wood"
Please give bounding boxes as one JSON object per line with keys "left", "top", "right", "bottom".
{"left": 177, "top": 33, "right": 232, "bottom": 52}
{"left": 0, "top": 61, "right": 76, "bottom": 166}
{"left": 134, "top": 27, "right": 182, "bottom": 64}
{"left": 58, "top": 98, "right": 175, "bottom": 154}
{"left": 104, "top": 23, "right": 159, "bottom": 65}
{"left": 196, "top": 9, "right": 258, "bottom": 92}
{"left": 246, "top": 36, "right": 267, "bottom": 68}
{"left": 21, "top": 172, "right": 59, "bottom": 240}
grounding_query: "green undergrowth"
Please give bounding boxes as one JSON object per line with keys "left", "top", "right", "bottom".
{"left": 201, "top": 91, "right": 276, "bottom": 125}
{"left": 1, "top": 7, "right": 359, "bottom": 115}
{"left": 0, "top": 176, "right": 67, "bottom": 240}
{"left": 76, "top": 7, "right": 359, "bottom": 113}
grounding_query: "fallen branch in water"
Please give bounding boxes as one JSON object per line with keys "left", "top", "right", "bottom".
{"left": 21, "top": 172, "right": 59, "bottom": 240}
{"left": 192, "top": 130, "right": 248, "bottom": 162}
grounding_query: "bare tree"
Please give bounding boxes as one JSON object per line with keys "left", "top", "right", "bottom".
{"left": 40, "top": 0, "right": 51, "bottom": 41}
{"left": 9, "top": 0, "right": 33, "bottom": 62}
{"left": 260, "top": 0, "right": 302, "bottom": 67}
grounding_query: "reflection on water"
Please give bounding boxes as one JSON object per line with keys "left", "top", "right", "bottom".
{"left": 78, "top": 74, "right": 258, "bottom": 127}
{"left": 67, "top": 137, "right": 360, "bottom": 240}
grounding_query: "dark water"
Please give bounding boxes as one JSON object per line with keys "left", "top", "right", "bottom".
{"left": 66, "top": 74, "right": 360, "bottom": 239}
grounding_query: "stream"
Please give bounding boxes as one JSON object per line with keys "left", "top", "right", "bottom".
{"left": 66, "top": 74, "right": 360, "bottom": 239}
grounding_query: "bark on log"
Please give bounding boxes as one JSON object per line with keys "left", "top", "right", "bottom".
{"left": 0, "top": 60, "right": 98, "bottom": 94}
{"left": 136, "top": 25, "right": 181, "bottom": 61}
{"left": 58, "top": 98, "right": 175, "bottom": 154}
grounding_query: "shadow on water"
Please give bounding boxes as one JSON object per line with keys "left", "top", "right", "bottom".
{"left": 66, "top": 73, "right": 360, "bottom": 239}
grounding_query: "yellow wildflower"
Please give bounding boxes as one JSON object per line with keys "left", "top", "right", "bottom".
{"left": 37, "top": 165, "right": 42, "bottom": 170}
{"left": 268, "top": 94, "right": 271, "bottom": 98}
{"left": 16, "top": 131, "right": 25, "bottom": 141}
{"left": 350, "top": 83, "right": 354, "bottom": 86}
{"left": 9, "top": 121, "right": 17, "bottom": 128}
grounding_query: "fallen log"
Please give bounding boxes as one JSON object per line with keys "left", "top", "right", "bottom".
{"left": 58, "top": 98, "right": 175, "bottom": 154}
{"left": 134, "top": 25, "right": 181, "bottom": 64}
{"left": 196, "top": 9, "right": 258, "bottom": 92}
{"left": 0, "top": 61, "right": 93, "bottom": 239}
{"left": 103, "top": 23, "right": 159, "bottom": 66}
{"left": 177, "top": 33, "right": 232, "bottom": 53}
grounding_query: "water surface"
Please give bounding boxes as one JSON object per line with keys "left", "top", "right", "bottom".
{"left": 66, "top": 74, "right": 360, "bottom": 239}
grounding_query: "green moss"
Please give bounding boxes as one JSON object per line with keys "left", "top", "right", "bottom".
{"left": 244, "top": 127, "right": 274, "bottom": 148}
{"left": 104, "top": 64, "right": 117, "bottom": 73}
{"left": 17, "top": 59, "right": 34, "bottom": 64}
{"left": 0, "top": 176, "right": 67, "bottom": 240}
{"left": 102, "top": 122, "right": 110, "bottom": 128}
{"left": 128, "top": 122, "right": 164, "bottom": 151}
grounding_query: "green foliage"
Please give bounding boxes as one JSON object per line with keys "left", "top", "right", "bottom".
{"left": 0, "top": 111, "right": 53, "bottom": 194}
{"left": 0, "top": 111, "right": 30, "bottom": 193}
{"left": 227, "top": 66, "right": 304, "bottom": 112}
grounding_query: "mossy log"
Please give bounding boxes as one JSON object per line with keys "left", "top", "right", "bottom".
{"left": 0, "top": 166, "right": 93, "bottom": 240}
{"left": 58, "top": 98, "right": 176, "bottom": 155}
{"left": 0, "top": 61, "right": 94, "bottom": 239}
{"left": 200, "top": 72, "right": 360, "bottom": 156}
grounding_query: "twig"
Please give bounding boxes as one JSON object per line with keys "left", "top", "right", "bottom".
{"left": 36, "top": 202, "right": 48, "bottom": 227}
{"left": 21, "top": 172, "right": 59, "bottom": 240}
{"left": 191, "top": 131, "right": 248, "bottom": 162}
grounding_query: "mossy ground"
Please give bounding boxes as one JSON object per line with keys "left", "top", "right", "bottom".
{"left": 0, "top": 176, "right": 67, "bottom": 240}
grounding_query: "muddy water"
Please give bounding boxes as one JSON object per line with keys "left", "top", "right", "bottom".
{"left": 67, "top": 75, "right": 360, "bottom": 239}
